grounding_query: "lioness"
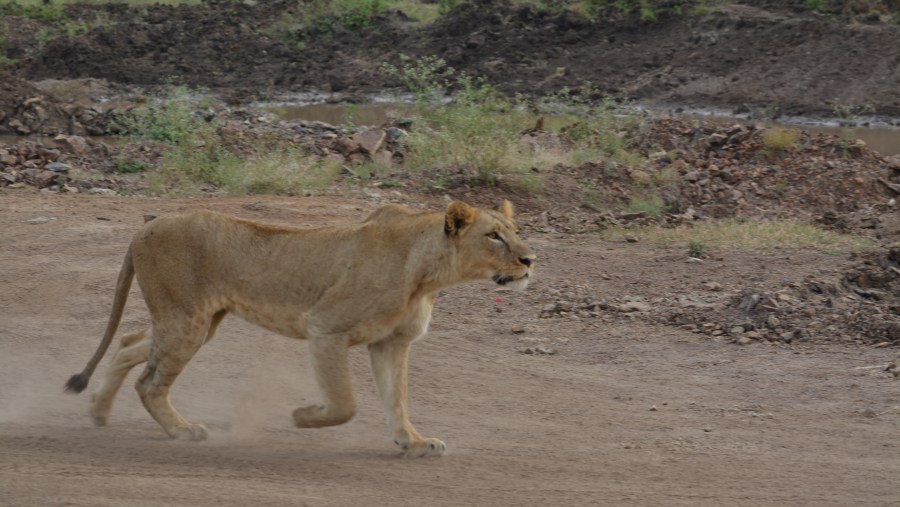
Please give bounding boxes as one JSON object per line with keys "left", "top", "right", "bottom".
{"left": 66, "top": 200, "right": 535, "bottom": 457}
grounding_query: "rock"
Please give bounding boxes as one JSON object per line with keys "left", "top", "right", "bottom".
{"left": 89, "top": 188, "right": 117, "bottom": 195}
{"left": 35, "top": 170, "right": 58, "bottom": 188}
{"left": 350, "top": 129, "right": 386, "bottom": 154}
{"left": 54, "top": 134, "right": 89, "bottom": 155}
{"left": 0, "top": 153, "right": 17, "bottom": 166}
{"left": 521, "top": 346, "right": 557, "bottom": 355}
{"left": 705, "top": 133, "right": 727, "bottom": 148}
{"left": 649, "top": 405, "right": 657, "bottom": 411}
{"left": 44, "top": 162, "right": 71, "bottom": 173}
{"left": 511, "top": 324, "right": 526, "bottom": 334}
{"left": 730, "top": 326, "right": 746, "bottom": 335}
{"left": 683, "top": 170, "right": 700, "bottom": 182}
{"left": 624, "top": 235, "right": 639, "bottom": 243}
{"left": 703, "top": 281, "right": 722, "bottom": 291}
{"left": 766, "top": 315, "right": 781, "bottom": 328}
{"left": 385, "top": 127, "right": 406, "bottom": 142}
{"left": 737, "top": 336, "right": 753, "bottom": 345}
{"left": 26, "top": 216, "right": 53, "bottom": 224}
{"left": 618, "top": 301, "right": 651, "bottom": 313}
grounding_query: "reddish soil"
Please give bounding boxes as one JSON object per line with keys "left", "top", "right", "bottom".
{"left": 1, "top": 191, "right": 899, "bottom": 506}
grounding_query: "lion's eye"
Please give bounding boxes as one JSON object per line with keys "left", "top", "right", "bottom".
{"left": 487, "top": 232, "right": 502, "bottom": 241}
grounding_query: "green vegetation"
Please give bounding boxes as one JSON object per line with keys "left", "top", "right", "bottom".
{"left": 625, "top": 193, "right": 668, "bottom": 215}
{"left": 761, "top": 127, "right": 799, "bottom": 158}
{"left": 0, "top": 34, "right": 16, "bottom": 67}
{"left": 0, "top": 1, "right": 66, "bottom": 21}
{"left": 114, "top": 87, "right": 340, "bottom": 196}
{"left": 600, "top": 219, "right": 874, "bottom": 252}
{"left": 380, "top": 56, "right": 645, "bottom": 193}
{"left": 687, "top": 240, "right": 709, "bottom": 258}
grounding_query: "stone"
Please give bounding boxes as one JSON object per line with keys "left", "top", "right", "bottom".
{"left": 624, "top": 235, "right": 639, "bottom": 243}
{"left": 703, "top": 281, "right": 722, "bottom": 291}
{"left": 511, "top": 324, "right": 526, "bottom": 334}
{"left": 54, "top": 135, "right": 89, "bottom": 155}
{"left": 737, "top": 336, "right": 753, "bottom": 345}
{"left": 44, "top": 162, "right": 71, "bottom": 173}
{"left": 89, "top": 188, "right": 117, "bottom": 195}
{"left": 618, "top": 301, "right": 651, "bottom": 313}
{"left": 36, "top": 170, "right": 58, "bottom": 188}
{"left": 351, "top": 129, "right": 386, "bottom": 154}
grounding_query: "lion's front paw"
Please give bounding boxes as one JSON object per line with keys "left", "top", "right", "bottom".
{"left": 169, "top": 423, "right": 209, "bottom": 442}
{"left": 402, "top": 438, "right": 447, "bottom": 458}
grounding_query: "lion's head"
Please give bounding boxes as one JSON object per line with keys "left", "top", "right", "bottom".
{"left": 444, "top": 200, "right": 536, "bottom": 290}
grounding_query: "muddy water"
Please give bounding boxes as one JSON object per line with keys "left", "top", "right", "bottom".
{"left": 265, "top": 102, "right": 411, "bottom": 127}
{"left": 799, "top": 124, "right": 900, "bottom": 156}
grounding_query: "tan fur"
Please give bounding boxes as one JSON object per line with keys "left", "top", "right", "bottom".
{"left": 68, "top": 200, "right": 535, "bottom": 457}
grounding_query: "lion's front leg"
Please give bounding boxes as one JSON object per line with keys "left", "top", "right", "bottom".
{"left": 293, "top": 335, "right": 357, "bottom": 428}
{"left": 369, "top": 339, "right": 446, "bottom": 458}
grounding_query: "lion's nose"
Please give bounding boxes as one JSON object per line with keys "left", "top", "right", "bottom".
{"left": 519, "top": 256, "right": 535, "bottom": 267}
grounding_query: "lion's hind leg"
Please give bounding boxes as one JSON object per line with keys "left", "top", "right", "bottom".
{"left": 134, "top": 314, "right": 216, "bottom": 441}
{"left": 90, "top": 329, "right": 152, "bottom": 426}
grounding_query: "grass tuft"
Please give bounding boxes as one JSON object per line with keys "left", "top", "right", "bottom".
{"left": 600, "top": 219, "right": 874, "bottom": 252}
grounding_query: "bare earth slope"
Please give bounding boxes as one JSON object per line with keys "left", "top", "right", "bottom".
{"left": 1, "top": 0, "right": 898, "bottom": 117}
{"left": 1, "top": 192, "right": 897, "bottom": 506}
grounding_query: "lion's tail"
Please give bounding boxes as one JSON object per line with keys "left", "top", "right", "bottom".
{"left": 65, "top": 244, "right": 135, "bottom": 394}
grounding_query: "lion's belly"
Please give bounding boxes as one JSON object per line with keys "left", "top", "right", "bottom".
{"left": 229, "top": 304, "right": 310, "bottom": 339}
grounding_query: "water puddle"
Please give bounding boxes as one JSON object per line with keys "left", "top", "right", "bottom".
{"left": 263, "top": 102, "right": 410, "bottom": 127}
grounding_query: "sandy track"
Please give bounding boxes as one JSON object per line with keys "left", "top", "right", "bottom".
{"left": 1, "top": 191, "right": 897, "bottom": 506}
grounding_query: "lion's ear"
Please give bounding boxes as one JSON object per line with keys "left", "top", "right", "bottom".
{"left": 444, "top": 201, "right": 475, "bottom": 237}
{"left": 498, "top": 200, "right": 514, "bottom": 220}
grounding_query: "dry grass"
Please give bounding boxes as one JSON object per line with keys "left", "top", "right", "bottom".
{"left": 760, "top": 127, "right": 799, "bottom": 157}
{"left": 600, "top": 219, "right": 874, "bottom": 252}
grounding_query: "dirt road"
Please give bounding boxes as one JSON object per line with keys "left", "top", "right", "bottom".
{"left": 1, "top": 191, "right": 898, "bottom": 506}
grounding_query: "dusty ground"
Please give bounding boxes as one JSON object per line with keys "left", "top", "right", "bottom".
{"left": 1, "top": 1, "right": 900, "bottom": 504}
{"left": 1, "top": 190, "right": 898, "bottom": 506}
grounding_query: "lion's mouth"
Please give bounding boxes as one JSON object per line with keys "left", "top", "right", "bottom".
{"left": 493, "top": 273, "right": 529, "bottom": 286}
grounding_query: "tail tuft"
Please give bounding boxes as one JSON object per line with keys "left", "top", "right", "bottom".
{"left": 65, "top": 373, "right": 89, "bottom": 393}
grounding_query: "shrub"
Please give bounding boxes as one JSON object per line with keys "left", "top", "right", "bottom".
{"left": 761, "top": 127, "right": 799, "bottom": 157}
